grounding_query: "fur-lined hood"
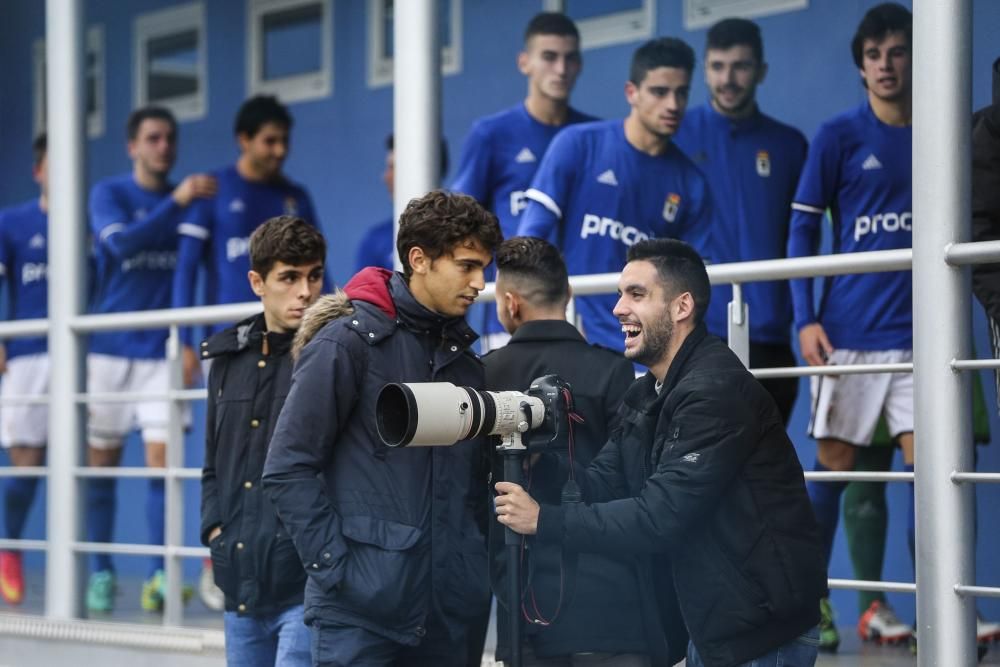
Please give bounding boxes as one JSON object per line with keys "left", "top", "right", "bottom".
{"left": 291, "top": 290, "right": 353, "bottom": 360}
{"left": 292, "top": 267, "right": 397, "bottom": 359}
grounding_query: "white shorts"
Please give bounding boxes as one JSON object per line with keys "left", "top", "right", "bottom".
{"left": 1, "top": 353, "right": 50, "bottom": 448}
{"left": 809, "top": 349, "right": 914, "bottom": 446}
{"left": 87, "top": 354, "right": 171, "bottom": 448}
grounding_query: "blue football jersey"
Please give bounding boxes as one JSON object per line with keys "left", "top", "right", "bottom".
{"left": 174, "top": 165, "right": 318, "bottom": 307}
{"left": 172, "top": 166, "right": 321, "bottom": 341}
{"left": 674, "top": 104, "right": 807, "bottom": 345}
{"left": 88, "top": 174, "right": 186, "bottom": 359}
{"left": 0, "top": 200, "right": 48, "bottom": 358}
{"left": 517, "top": 120, "right": 712, "bottom": 353}
{"left": 452, "top": 103, "right": 596, "bottom": 238}
{"left": 788, "top": 102, "right": 912, "bottom": 350}
{"left": 452, "top": 104, "right": 596, "bottom": 346}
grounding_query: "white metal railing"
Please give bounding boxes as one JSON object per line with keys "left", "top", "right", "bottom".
{"left": 3, "top": 243, "right": 1000, "bottom": 635}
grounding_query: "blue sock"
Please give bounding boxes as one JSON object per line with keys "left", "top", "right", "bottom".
{"left": 905, "top": 463, "right": 915, "bottom": 568}
{"left": 86, "top": 478, "right": 116, "bottom": 573}
{"left": 3, "top": 477, "right": 39, "bottom": 539}
{"left": 807, "top": 460, "right": 848, "bottom": 568}
{"left": 146, "top": 479, "right": 165, "bottom": 575}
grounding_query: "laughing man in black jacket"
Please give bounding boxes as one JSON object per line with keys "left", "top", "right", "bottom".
{"left": 200, "top": 216, "right": 326, "bottom": 666}
{"left": 496, "top": 239, "right": 826, "bottom": 667}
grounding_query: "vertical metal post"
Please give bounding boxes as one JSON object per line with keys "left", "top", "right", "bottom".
{"left": 912, "top": 1, "right": 976, "bottom": 663}
{"left": 727, "top": 284, "right": 750, "bottom": 368}
{"left": 393, "top": 0, "right": 440, "bottom": 272}
{"left": 163, "top": 327, "right": 185, "bottom": 626}
{"left": 45, "top": 0, "right": 87, "bottom": 620}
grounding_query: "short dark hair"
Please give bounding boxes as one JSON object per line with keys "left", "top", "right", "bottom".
{"left": 249, "top": 215, "right": 326, "bottom": 278}
{"left": 385, "top": 133, "right": 450, "bottom": 178}
{"left": 496, "top": 236, "right": 569, "bottom": 308}
{"left": 851, "top": 2, "right": 911, "bottom": 69}
{"left": 706, "top": 18, "right": 763, "bottom": 63}
{"left": 627, "top": 238, "right": 711, "bottom": 325}
{"left": 126, "top": 106, "right": 177, "bottom": 141}
{"left": 524, "top": 12, "right": 580, "bottom": 43}
{"left": 396, "top": 190, "right": 503, "bottom": 279}
{"left": 234, "top": 95, "right": 292, "bottom": 138}
{"left": 32, "top": 133, "right": 47, "bottom": 167}
{"left": 630, "top": 37, "right": 696, "bottom": 85}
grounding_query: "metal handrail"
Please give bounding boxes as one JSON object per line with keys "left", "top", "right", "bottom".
{"left": 828, "top": 578, "right": 917, "bottom": 594}
{"left": 752, "top": 362, "right": 912, "bottom": 379}
{"left": 3, "top": 242, "right": 1000, "bottom": 632}
{"left": 0, "top": 538, "right": 47, "bottom": 552}
{"left": 72, "top": 541, "right": 209, "bottom": 559}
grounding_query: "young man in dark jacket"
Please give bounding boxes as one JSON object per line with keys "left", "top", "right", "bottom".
{"left": 200, "top": 215, "right": 326, "bottom": 666}
{"left": 484, "top": 236, "right": 666, "bottom": 665}
{"left": 262, "top": 191, "right": 503, "bottom": 666}
{"left": 496, "top": 238, "right": 826, "bottom": 667}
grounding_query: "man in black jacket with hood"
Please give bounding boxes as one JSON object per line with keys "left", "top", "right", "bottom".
{"left": 200, "top": 215, "right": 326, "bottom": 666}
{"left": 496, "top": 238, "right": 826, "bottom": 667}
{"left": 263, "top": 191, "right": 502, "bottom": 666}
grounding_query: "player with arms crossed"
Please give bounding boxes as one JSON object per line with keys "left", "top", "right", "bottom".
{"left": 673, "top": 17, "right": 806, "bottom": 422}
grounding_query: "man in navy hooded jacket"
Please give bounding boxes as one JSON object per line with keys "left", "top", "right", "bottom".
{"left": 263, "top": 190, "right": 503, "bottom": 666}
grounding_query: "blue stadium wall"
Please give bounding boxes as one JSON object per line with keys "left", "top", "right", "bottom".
{"left": 1, "top": 0, "right": 999, "bottom": 625}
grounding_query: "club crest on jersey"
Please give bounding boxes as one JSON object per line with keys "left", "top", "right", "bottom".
{"left": 284, "top": 197, "right": 299, "bottom": 216}
{"left": 756, "top": 150, "right": 771, "bottom": 177}
{"left": 663, "top": 193, "right": 681, "bottom": 223}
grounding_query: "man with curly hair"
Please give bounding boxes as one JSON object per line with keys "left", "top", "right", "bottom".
{"left": 263, "top": 190, "right": 502, "bottom": 666}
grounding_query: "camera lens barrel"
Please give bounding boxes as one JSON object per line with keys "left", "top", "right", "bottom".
{"left": 376, "top": 382, "right": 545, "bottom": 447}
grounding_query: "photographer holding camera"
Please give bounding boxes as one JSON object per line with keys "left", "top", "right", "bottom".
{"left": 484, "top": 237, "right": 661, "bottom": 666}
{"left": 262, "top": 191, "right": 502, "bottom": 666}
{"left": 495, "top": 239, "right": 826, "bottom": 667}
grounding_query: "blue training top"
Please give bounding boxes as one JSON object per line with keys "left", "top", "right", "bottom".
{"left": 788, "top": 102, "right": 912, "bottom": 350}
{"left": 451, "top": 103, "right": 597, "bottom": 342}
{"left": 172, "top": 165, "right": 323, "bottom": 341}
{"left": 0, "top": 199, "right": 48, "bottom": 358}
{"left": 451, "top": 103, "right": 597, "bottom": 239}
{"left": 517, "top": 119, "right": 712, "bottom": 353}
{"left": 674, "top": 104, "right": 807, "bottom": 346}
{"left": 88, "top": 174, "right": 186, "bottom": 359}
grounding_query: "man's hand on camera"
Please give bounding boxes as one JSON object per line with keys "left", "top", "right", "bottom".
{"left": 494, "top": 481, "right": 539, "bottom": 535}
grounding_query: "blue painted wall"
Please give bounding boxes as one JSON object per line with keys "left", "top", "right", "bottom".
{"left": 1, "top": 0, "right": 1000, "bottom": 627}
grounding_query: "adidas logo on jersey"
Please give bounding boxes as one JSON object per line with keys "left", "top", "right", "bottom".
{"left": 596, "top": 169, "right": 619, "bottom": 186}
{"left": 862, "top": 154, "right": 883, "bottom": 170}
{"left": 29, "top": 233, "right": 45, "bottom": 249}
{"left": 515, "top": 148, "right": 536, "bottom": 164}
{"left": 229, "top": 198, "right": 246, "bottom": 213}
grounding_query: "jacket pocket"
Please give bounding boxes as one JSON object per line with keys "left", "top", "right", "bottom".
{"left": 338, "top": 515, "right": 429, "bottom": 628}
{"left": 209, "top": 530, "right": 234, "bottom": 598}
